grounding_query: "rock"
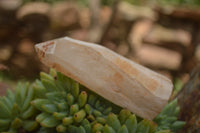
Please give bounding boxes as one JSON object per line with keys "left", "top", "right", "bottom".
{"left": 35, "top": 36, "right": 173, "bottom": 120}
{"left": 136, "top": 44, "right": 182, "bottom": 70}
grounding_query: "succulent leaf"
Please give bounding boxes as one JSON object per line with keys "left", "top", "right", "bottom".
{"left": 21, "top": 106, "right": 37, "bottom": 119}
{"left": 106, "top": 113, "right": 121, "bottom": 132}
{"left": 103, "top": 125, "right": 116, "bottom": 133}
{"left": 40, "top": 115, "right": 60, "bottom": 128}
{"left": 23, "top": 120, "right": 38, "bottom": 131}
{"left": 63, "top": 116, "right": 73, "bottom": 126}
{"left": 170, "top": 121, "right": 186, "bottom": 131}
{"left": 154, "top": 99, "right": 185, "bottom": 132}
{"left": 32, "top": 99, "right": 51, "bottom": 111}
{"left": 0, "top": 101, "right": 11, "bottom": 118}
{"left": 53, "top": 112, "right": 67, "bottom": 120}
{"left": 117, "top": 125, "right": 129, "bottom": 133}
{"left": 56, "top": 124, "right": 67, "bottom": 132}
{"left": 124, "top": 115, "right": 137, "bottom": 133}
{"left": 92, "top": 123, "right": 104, "bottom": 133}
{"left": 36, "top": 113, "right": 51, "bottom": 123}
{"left": 42, "top": 104, "right": 58, "bottom": 113}
{"left": 74, "top": 109, "right": 86, "bottom": 123}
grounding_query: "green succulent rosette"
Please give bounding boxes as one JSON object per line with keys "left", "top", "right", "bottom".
{"left": 0, "top": 69, "right": 185, "bottom": 133}
{"left": 0, "top": 83, "right": 38, "bottom": 133}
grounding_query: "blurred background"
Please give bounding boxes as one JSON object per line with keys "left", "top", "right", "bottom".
{"left": 0, "top": 0, "right": 200, "bottom": 95}
{"left": 1, "top": 1, "right": 200, "bottom": 132}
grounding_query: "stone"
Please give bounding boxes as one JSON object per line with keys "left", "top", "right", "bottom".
{"left": 35, "top": 37, "right": 173, "bottom": 120}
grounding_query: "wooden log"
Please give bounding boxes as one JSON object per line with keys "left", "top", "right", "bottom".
{"left": 17, "top": 2, "right": 50, "bottom": 19}
{"left": 177, "top": 64, "right": 200, "bottom": 133}
{"left": 35, "top": 37, "right": 173, "bottom": 120}
{"left": 155, "top": 6, "right": 200, "bottom": 22}
{"left": 49, "top": 2, "right": 81, "bottom": 30}
{"left": 136, "top": 44, "right": 182, "bottom": 70}
{"left": 128, "top": 19, "right": 153, "bottom": 51}
{"left": 118, "top": 1, "right": 155, "bottom": 21}
{"left": 143, "top": 25, "right": 191, "bottom": 47}
{"left": 0, "top": 0, "right": 21, "bottom": 10}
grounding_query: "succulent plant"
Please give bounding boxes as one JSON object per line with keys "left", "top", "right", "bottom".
{"left": 154, "top": 99, "right": 185, "bottom": 132}
{"left": 0, "top": 83, "right": 38, "bottom": 133}
{"left": 0, "top": 69, "right": 185, "bottom": 133}
{"left": 31, "top": 69, "right": 122, "bottom": 132}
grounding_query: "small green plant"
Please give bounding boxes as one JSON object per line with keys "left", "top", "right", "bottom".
{"left": 0, "top": 69, "right": 185, "bottom": 133}
{"left": 0, "top": 83, "right": 38, "bottom": 132}
{"left": 154, "top": 99, "right": 185, "bottom": 132}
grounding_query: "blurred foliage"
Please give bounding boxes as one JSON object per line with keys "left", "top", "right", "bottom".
{"left": 171, "top": 78, "right": 184, "bottom": 98}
